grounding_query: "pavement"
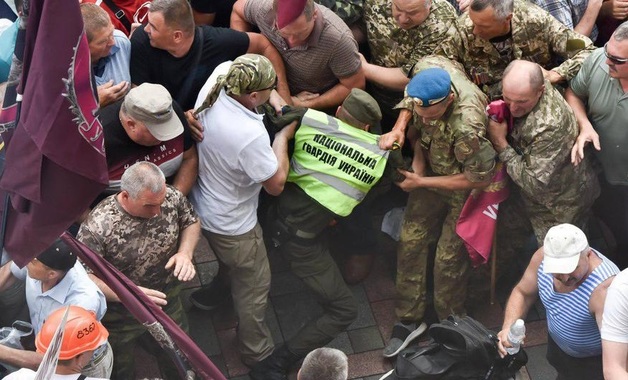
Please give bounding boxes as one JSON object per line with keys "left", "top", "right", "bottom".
{"left": 135, "top": 227, "right": 561, "bottom": 380}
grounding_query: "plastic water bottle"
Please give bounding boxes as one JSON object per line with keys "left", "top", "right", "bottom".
{"left": 506, "top": 319, "right": 525, "bottom": 355}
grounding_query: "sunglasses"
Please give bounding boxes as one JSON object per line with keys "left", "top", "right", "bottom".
{"left": 604, "top": 42, "right": 628, "bottom": 65}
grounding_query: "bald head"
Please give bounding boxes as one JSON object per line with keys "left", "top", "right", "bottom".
{"left": 502, "top": 60, "right": 545, "bottom": 118}
{"left": 503, "top": 60, "right": 544, "bottom": 92}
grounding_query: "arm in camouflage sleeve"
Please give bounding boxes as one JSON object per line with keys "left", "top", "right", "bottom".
{"left": 545, "top": 12, "right": 595, "bottom": 82}
{"left": 497, "top": 119, "right": 573, "bottom": 198}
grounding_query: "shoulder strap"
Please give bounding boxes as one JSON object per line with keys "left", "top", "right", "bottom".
{"left": 100, "top": 0, "right": 132, "bottom": 34}
{"left": 77, "top": 375, "right": 87, "bottom": 380}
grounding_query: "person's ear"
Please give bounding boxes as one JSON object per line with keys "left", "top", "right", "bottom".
{"left": 335, "top": 106, "right": 342, "bottom": 118}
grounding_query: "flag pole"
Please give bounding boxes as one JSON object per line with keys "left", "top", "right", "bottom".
{"left": 490, "top": 230, "right": 497, "bottom": 305}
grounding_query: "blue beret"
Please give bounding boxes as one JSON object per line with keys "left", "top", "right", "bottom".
{"left": 406, "top": 68, "right": 451, "bottom": 107}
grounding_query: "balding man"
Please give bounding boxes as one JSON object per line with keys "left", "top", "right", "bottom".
{"left": 435, "top": 0, "right": 594, "bottom": 99}
{"left": 81, "top": 3, "right": 130, "bottom": 106}
{"left": 487, "top": 60, "right": 599, "bottom": 267}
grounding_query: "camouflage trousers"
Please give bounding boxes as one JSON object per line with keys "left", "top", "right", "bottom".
{"left": 396, "top": 187, "right": 470, "bottom": 322}
{"left": 103, "top": 282, "right": 188, "bottom": 379}
{"left": 279, "top": 233, "right": 358, "bottom": 356}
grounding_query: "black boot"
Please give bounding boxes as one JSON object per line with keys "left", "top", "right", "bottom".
{"left": 249, "top": 345, "right": 301, "bottom": 380}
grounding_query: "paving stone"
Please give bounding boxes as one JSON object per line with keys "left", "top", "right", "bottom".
{"left": 193, "top": 234, "right": 216, "bottom": 264}
{"left": 523, "top": 344, "right": 556, "bottom": 380}
{"left": 327, "top": 331, "right": 354, "bottom": 354}
{"left": 265, "top": 298, "right": 285, "bottom": 345}
{"left": 187, "top": 304, "right": 222, "bottom": 356}
{"left": 212, "top": 302, "right": 239, "bottom": 331}
{"left": 348, "top": 285, "right": 376, "bottom": 330}
{"left": 348, "top": 326, "right": 384, "bottom": 353}
{"left": 470, "top": 300, "right": 504, "bottom": 331}
{"left": 363, "top": 256, "right": 397, "bottom": 303}
{"left": 195, "top": 261, "right": 219, "bottom": 286}
{"left": 347, "top": 349, "right": 393, "bottom": 379}
{"left": 370, "top": 299, "right": 396, "bottom": 341}
{"left": 268, "top": 247, "right": 291, "bottom": 273}
{"left": 216, "top": 328, "right": 250, "bottom": 378}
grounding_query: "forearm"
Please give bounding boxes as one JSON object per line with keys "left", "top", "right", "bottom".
{"left": 574, "top": 0, "right": 603, "bottom": 36}
{"left": 89, "top": 273, "right": 120, "bottom": 303}
{"left": 565, "top": 88, "right": 592, "bottom": 130}
{"left": 301, "top": 82, "right": 352, "bottom": 110}
{"left": 502, "top": 288, "right": 535, "bottom": 331}
{"left": 272, "top": 133, "right": 291, "bottom": 182}
{"left": 0, "top": 345, "right": 42, "bottom": 370}
{"left": 363, "top": 63, "right": 410, "bottom": 91}
{"left": 417, "top": 173, "right": 489, "bottom": 191}
{"left": 177, "top": 221, "right": 201, "bottom": 260}
{"left": 172, "top": 150, "right": 198, "bottom": 196}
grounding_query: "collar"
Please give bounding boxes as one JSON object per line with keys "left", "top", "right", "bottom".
{"left": 306, "top": 7, "right": 324, "bottom": 48}
{"left": 37, "top": 266, "right": 75, "bottom": 304}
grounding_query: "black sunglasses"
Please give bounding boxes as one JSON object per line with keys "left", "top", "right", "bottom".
{"left": 604, "top": 42, "right": 628, "bottom": 65}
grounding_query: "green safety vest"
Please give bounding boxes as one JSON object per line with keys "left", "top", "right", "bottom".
{"left": 288, "top": 109, "right": 389, "bottom": 216}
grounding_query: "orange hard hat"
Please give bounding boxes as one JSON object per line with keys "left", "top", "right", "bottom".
{"left": 35, "top": 306, "right": 109, "bottom": 360}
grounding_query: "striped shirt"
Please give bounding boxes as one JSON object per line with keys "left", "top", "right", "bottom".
{"left": 538, "top": 250, "right": 619, "bottom": 357}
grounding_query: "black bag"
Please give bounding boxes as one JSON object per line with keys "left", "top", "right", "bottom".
{"left": 385, "top": 315, "right": 527, "bottom": 380}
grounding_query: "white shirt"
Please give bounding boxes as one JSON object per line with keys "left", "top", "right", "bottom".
{"left": 190, "top": 81, "right": 278, "bottom": 235}
{"left": 3, "top": 368, "right": 107, "bottom": 380}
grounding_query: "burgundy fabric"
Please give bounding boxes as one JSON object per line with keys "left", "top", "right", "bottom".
{"left": 0, "top": 0, "right": 108, "bottom": 267}
{"left": 276, "top": 0, "right": 307, "bottom": 28}
{"left": 455, "top": 100, "right": 511, "bottom": 267}
{"left": 62, "top": 233, "right": 226, "bottom": 380}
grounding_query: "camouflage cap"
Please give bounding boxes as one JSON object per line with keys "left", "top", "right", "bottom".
{"left": 195, "top": 54, "right": 277, "bottom": 114}
{"left": 406, "top": 68, "right": 451, "bottom": 107}
{"left": 341, "top": 88, "right": 382, "bottom": 128}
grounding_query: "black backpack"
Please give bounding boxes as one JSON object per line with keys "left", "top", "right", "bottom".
{"left": 384, "top": 315, "right": 527, "bottom": 380}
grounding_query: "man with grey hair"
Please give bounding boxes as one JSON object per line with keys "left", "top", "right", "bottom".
{"left": 567, "top": 21, "right": 628, "bottom": 269}
{"left": 80, "top": 3, "right": 130, "bottom": 107}
{"left": 497, "top": 223, "right": 618, "bottom": 379}
{"left": 78, "top": 161, "right": 201, "bottom": 379}
{"left": 435, "top": 0, "right": 594, "bottom": 99}
{"left": 487, "top": 60, "right": 599, "bottom": 276}
{"left": 297, "top": 348, "right": 348, "bottom": 380}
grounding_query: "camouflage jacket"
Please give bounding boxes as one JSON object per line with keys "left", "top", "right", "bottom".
{"left": 77, "top": 186, "right": 198, "bottom": 291}
{"left": 435, "top": 0, "right": 594, "bottom": 99}
{"left": 316, "top": 0, "right": 364, "bottom": 25}
{"left": 365, "top": 0, "right": 458, "bottom": 75}
{"left": 499, "top": 81, "right": 599, "bottom": 211}
{"left": 403, "top": 56, "right": 497, "bottom": 195}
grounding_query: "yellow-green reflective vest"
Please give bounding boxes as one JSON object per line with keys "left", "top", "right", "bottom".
{"left": 288, "top": 109, "right": 389, "bottom": 216}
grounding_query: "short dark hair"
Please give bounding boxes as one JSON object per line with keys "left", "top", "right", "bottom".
{"left": 149, "top": 0, "right": 195, "bottom": 37}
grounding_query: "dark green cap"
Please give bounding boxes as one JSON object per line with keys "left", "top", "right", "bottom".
{"left": 341, "top": 88, "right": 382, "bottom": 128}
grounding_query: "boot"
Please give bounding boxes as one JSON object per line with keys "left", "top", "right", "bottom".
{"left": 248, "top": 345, "right": 301, "bottom": 380}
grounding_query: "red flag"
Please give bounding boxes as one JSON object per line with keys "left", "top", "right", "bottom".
{"left": 456, "top": 100, "right": 511, "bottom": 267}
{"left": 61, "top": 233, "right": 226, "bottom": 380}
{"left": 0, "top": 0, "right": 108, "bottom": 267}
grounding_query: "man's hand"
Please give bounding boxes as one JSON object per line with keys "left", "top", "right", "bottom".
{"left": 379, "top": 129, "right": 405, "bottom": 150}
{"left": 138, "top": 286, "right": 168, "bottom": 307}
{"left": 571, "top": 123, "right": 601, "bottom": 166}
{"left": 608, "top": 0, "right": 628, "bottom": 19}
{"left": 395, "top": 169, "right": 423, "bottom": 192}
{"left": 165, "top": 252, "right": 196, "bottom": 282}
{"left": 268, "top": 90, "right": 289, "bottom": 115}
{"left": 487, "top": 119, "right": 509, "bottom": 153}
{"left": 291, "top": 91, "right": 320, "bottom": 107}
{"left": 185, "top": 110, "right": 204, "bottom": 142}
{"left": 496, "top": 328, "right": 526, "bottom": 357}
{"left": 540, "top": 67, "right": 563, "bottom": 84}
{"left": 457, "top": 0, "right": 471, "bottom": 12}
{"left": 97, "top": 80, "right": 129, "bottom": 107}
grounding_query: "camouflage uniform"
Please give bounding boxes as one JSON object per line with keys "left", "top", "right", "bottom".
{"left": 496, "top": 81, "right": 600, "bottom": 263}
{"left": 435, "top": 0, "right": 594, "bottom": 99}
{"left": 364, "top": 0, "right": 458, "bottom": 112}
{"left": 316, "top": 0, "right": 363, "bottom": 25}
{"left": 77, "top": 186, "right": 198, "bottom": 379}
{"left": 396, "top": 56, "right": 496, "bottom": 322}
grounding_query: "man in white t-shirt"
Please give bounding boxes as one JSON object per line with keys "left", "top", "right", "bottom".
{"left": 601, "top": 268, "right": 628, "bottom": 379}
{"left": 188, "top": 54, "right": 295, "bottom": 369}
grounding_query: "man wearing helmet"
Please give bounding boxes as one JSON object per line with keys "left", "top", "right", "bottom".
{"left": 4, "top": 305, "right": 110, "bottom": 380}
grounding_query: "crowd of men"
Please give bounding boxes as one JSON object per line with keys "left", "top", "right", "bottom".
{"left": 2, "top": 0, "right": 628, "bottom": 378}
